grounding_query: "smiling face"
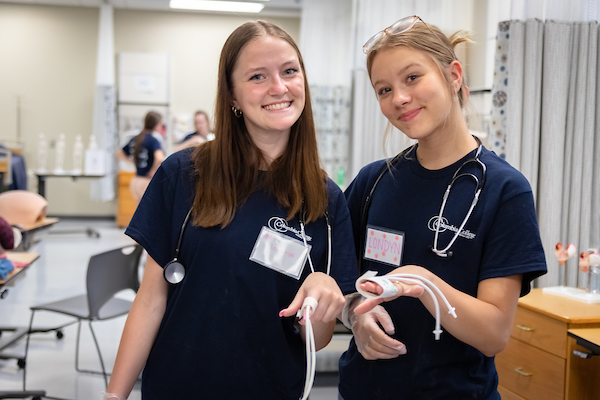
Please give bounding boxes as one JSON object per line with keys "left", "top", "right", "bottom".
{"left": 230, "top": 35, "right": 305, "bottom": 144}
{"left": 370, "top": 45, "right": 461, "bottom": 142}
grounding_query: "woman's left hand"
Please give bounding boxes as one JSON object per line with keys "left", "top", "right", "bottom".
{"left": 279, "top": 272, "right": 345, "bottom": 323}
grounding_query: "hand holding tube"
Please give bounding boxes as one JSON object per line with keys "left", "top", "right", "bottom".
{"left": 279, "top": 272, "right": 344, "bottom": 323}
{"left": 355, "top": 271, "right": 425, "bottom": 314}
{"left": 354, "top": 266, "right": 457, "bottom": 341}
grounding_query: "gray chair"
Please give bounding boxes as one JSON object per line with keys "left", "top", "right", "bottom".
{"left": 22, "top": 244, "right": 143, "bottom": 389}
{"left": 0, "top": 390, "right": 45, "bottom": 400}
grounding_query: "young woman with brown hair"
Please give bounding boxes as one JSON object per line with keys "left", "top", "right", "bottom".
{"left": 104, "top": 20, "right": 357, "bottom": 400}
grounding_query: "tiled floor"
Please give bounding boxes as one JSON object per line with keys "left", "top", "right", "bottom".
{"left": 0, "top": 218, "right": 345, "bottom": 400}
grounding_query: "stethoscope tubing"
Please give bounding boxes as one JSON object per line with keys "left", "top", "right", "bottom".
{"left": 165, "top": 208, "right": 332, "bottom": 285}
{"left": 359, "top": 139, "right": 486, "bottom": 267}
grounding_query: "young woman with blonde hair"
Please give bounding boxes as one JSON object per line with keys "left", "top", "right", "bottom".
{"left": 338, "top": 17, "right": 546, "bottom": 400}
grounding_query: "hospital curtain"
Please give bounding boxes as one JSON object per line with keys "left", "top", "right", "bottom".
{"left": 491, "top": 15, "right": 600, "bottom": 287}
{"left": 348, "top": 0, "right": 477, "bottom": 179}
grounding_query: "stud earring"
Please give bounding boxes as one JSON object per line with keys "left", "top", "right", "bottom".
{"left": 231, "top": 106, "right": 243, "bottom": 118}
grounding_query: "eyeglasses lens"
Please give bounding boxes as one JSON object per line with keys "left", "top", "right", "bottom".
{"left": 388, "top": 16, "right": 418, "bottom": 35}
{"left": 363, "top": 15, "right": 420, "bottom": 54}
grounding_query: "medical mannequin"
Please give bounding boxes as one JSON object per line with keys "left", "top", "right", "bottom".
{"left": 338, "top": 17, "right": 547, "bottom": 400}
{"left": 104, "top": 21, "right": 357, "bottom": 400}
{"left": 0, "top": 190, "right": 47, "bottom": 226}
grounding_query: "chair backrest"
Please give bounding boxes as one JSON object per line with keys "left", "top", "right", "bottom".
{"left": 86, "top": 244, "right": 143, "bottom": 320}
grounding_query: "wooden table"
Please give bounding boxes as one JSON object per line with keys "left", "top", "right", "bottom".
{"left": 568, "top": 328, "right": 600, "bottom": 355}
{"left": 13, "top": 218, "right": 59, "bottom": 251}
{"left": 0, "top": 251, "right": 46, "bottom": 399}
{"left": 496, "top": 288, "right": 600, "bottom": 400}
{"left": 0, "top": 252, "right": 40, "bottom": 294}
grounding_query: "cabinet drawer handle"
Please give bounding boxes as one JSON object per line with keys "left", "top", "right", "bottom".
{"left": 515, "top": 367, "right": 533, "bottom": 377}
{"left": 516, "top": 324, "right": 534, "bottom": 332}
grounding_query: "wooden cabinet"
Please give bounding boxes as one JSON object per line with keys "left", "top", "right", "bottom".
{"left": 116, "top": 171, "right": 136, "bottom": 228}
{"left": 496, "top": 289, "right": 600, "bottom": 399}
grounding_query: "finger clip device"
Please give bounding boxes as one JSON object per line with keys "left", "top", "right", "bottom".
{"left": 355, "top": 271, "right": 457, "bottom": 340}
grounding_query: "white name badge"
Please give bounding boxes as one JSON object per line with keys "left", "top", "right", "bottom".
{"left": 363, "top": 225, "right": 404, "bottom": 267}
{"left": 250, "top": 226, "right": 311, "bottom": 280}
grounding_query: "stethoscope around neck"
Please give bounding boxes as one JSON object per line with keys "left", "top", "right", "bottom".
{"left": 163, "top": 208, "right": 193, "bottom": 285}
{"left": 358, "top": 137, "right": 486, "bottom": 268}
{"left": 163, "top": 207, "right": 332, "bottom": 285}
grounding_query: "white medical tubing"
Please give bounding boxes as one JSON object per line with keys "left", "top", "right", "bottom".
{"left": 297, "top": 297, "right": 318, "bottom": 400}
{"left": 325, "top": 222, "right": 332, "bottom": 276}
{"left": 355, "top": 271, "right": 457, "bottom": 340}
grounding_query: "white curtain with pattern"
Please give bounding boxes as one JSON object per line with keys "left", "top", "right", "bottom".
{"left": 489, "top": 0, "right": 600, "bottom": 288}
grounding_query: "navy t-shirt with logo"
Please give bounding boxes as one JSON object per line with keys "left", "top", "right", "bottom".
{"left": 125, "top": 148, "right": 358, "bottom": 399}
{"left": 122, "top": 133, "right": 162, "bottom": 177}
{"left": 339, "top": 145, "right": 547, "bottom": 400}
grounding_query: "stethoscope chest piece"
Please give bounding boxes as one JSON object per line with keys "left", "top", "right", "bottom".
{"left": 164, "top": 259, "right": 185, "bottom": 285}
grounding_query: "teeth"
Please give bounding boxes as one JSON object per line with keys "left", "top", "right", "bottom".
{"left": 264, "top": 102, "right": 290, "bottom": 111}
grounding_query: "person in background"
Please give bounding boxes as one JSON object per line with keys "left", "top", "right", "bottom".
{"left": 0, "top": 215, "right": 20, "bottom": 280}
{"left": 338, "top": 16, "right": 547, "bottom": 400}
{"left": 116, "top": 111, "right": 165, "bottom": 205}
{"left": 175, "top": 110, "right": 213, "bottom": 151}
{"left": 103, "top": 20, "right": 358, "bottom": 400}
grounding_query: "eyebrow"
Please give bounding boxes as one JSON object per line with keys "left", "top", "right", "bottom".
{"left": 243, "top": 59, "right": 300, "bottom": 76}
{"left": 372, "top": 62, "right": 422, "bottom": 87}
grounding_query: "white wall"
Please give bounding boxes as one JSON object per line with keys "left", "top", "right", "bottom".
{"left": 0, "top": 4, "right": 300, "bottom": 216}
{"left": 0, "top": 2, "right": 491, "bottom": 217}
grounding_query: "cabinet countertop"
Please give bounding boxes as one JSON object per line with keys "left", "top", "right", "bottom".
{"left": 519, "top": 289, "right": 600, "bottom": 324}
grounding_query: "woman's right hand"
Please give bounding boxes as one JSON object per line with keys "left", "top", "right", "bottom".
{"left": 352, "top": 304, "right": 407, "bottom": 360}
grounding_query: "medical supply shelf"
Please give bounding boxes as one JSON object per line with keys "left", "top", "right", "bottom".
{"left": 496, "top": 288, "right": 600, "bottom": 400}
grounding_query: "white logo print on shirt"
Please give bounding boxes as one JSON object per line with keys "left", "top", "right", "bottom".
{"left": 268, "top": 217, "right": 312, "bottom": 241}
{"left": 427, "top": 216, "right": 476, "bottom": 240}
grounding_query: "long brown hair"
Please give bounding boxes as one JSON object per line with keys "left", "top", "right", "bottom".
{"left": 133, "top": 111, "right": 162, "bottom": 163}
{"left": 191, "top": 20, "right": 327, "bottom": 228}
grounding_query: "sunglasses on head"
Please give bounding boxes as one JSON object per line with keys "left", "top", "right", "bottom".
{"left": 363, "top": 15, "right": 425, "bottom": 54}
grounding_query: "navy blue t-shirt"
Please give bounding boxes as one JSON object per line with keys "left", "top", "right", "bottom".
{"left": 339, "top": 145, "right": 546, "bottom": 400}
{"left": 180, "top": 132, "right": 198, "bottom": 143}
{"left": 122, "top": 133, "right": 162, "bottom": 177}
{"left": 125, "top": 148, "right": 358, "bottom": 399}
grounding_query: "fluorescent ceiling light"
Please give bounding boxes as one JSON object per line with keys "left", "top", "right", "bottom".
{"left": 170, "top": 0, "right": 266, "bottom": 13}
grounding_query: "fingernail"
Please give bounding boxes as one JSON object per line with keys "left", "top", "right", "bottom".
{"left": 279, "top": 310, "right": 286, "bottom": 317}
